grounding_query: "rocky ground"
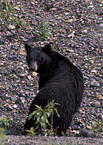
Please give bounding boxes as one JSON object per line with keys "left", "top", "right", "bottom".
{"left": 0, "top": 0, "right": 103, "bottom": 144}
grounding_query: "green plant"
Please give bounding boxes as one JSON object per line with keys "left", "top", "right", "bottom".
{"left": 0, "top": 116, "right": 12, "bottom": 129}
{"left": 0, "top": 0, "right": 15, "bottom": 23}
{"left": 0, "top": 117, "right": 11, "bottom": 144}
{"left": 25, "top": 127, "right": 36, "bottom": 137}
{"left": 0, "top": 127, "right": 8, "bottom": 145}
{"left": 0, "top": 0, "right": 26, "bottom": 28}
{"left": 26, "top": 100, "right": 60, "bottom": 136}
{"left": 90, "top": 121, "right": 103, "bottom": 137}
{"left": 36, "top": 21, "right": 50, "bottom": 40}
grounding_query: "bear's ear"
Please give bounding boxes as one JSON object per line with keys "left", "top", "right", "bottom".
{"left": 42, "top": 44, "right": 51, "bottom": 55}
{"left": 25, "top": 44, "right": 31, "bottom": 52}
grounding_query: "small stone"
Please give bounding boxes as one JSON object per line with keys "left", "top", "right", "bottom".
{"left": 91, "top": 69, "right": 97, "bottom": 74}
{"left": 91, "top": 109, "right": 95, "bottom": 114}
{"left": 66, "top": 49, "right": 74, "bottom": 53}
{"left": 83, "top": 29, "right": 87, "bottom": 33}
{"left": 89, "top": 5, "right": 93, "bottom": 8}
{"left": 14, "top": 6, "right": 20, "bottom": 11}
{"left": 20, "top": 97, "right": 25, "bottom": 104}
{"left": 20, "top": 49, "right": 25, "bottom": 55}
{"left": 91, "top": 101, "right": 101, "bottom": 107}
{"left": 28, "top": 75, "right": 32, "bottom": 80}
{"left": 71, "top": 125, "right": 80, "bottom": 130}
{"left": 6, "top": 105, "right": 13, "bottom": 111}
{"left": 7, "top": 24, "right": 15, "bottom": 30}
{"left": 97, "top": 95, "right": 103, "bottom": 100}
{"left": 72, "top": 130, "right": 80, "bottom": 135}
{"left": 65, "top": 19, "right": 74, "bottom": 23}
{"left": 98, "top": 24, "right": 103, "bottom": 28}
{"left": 20, "top": 73, "right": 27, "bottom": 78}
{"left": 17, "top": 93, "right": 26, "bottom": 98}
{"left": 11, "top": 96, "right": 18, "bottom": 102}
{"left": 90, "top": 80, "right": 100, "bottom": 87}
{"left": 94, "top": 101, "right": 101, "bottom": 107}
{"left": 89, "top": 60, "right": 94, "bottom": 64}
{"left": 31, "top": 72, "right": 37, "bottom": 77}
{"left": 65, "top": 12, "right": 69, "bottom": 15}
{"left": 67, "top": 33, "right": 75, "bottom": 38}
{"left": 100, "top": 11, "right": 103, "bottom": 15}
{"left": 98, "top": 113, "right": 103, "bottom": 119}
{"left": 74, "top": 119, "right": 84, "bottom": 126}
{"left": 86, "top": 126, "right": 92, "bottom": 130}
{"left": 13, "top": 104, "right": 17, "bottom": 108}
{"left": 79, "top": 109, "right": 83, "bottom": 114}
{"left": 80, "top": 129, "right": 93, "bottom": 137}
{"left": 6, "top": 99, "right": 10, "bottom": 102}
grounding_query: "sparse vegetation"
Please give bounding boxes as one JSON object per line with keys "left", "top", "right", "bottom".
{"left": 35, "top": 20, "right": 51, "bottom": 40}
{"left": 0, "top": 116, "right": 12, "bottom": 129}
{"left": 90, "top": 121, "right": 103, "bottom": 137}
{"left": 0, "top": 0, "right": 15, "bottom": 22}
{"left": 0, "top": 127, "right": 7, "bottom": 145}
{"left": 0, "top": 117, "right": 12, "bottom": 145}
{"left": 25, "top": 100, "right": 60, "bottom": 136}
{"left": 0, "top": 0, "right": 26, "bottom": 30}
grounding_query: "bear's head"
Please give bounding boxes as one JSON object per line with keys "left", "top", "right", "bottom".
{"left": 25, "top": 44, "right": 52, "bottom": 72}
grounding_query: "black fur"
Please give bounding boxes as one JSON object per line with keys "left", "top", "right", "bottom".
{"left": 23, "top": 44, "right": 84, "bottom": 135}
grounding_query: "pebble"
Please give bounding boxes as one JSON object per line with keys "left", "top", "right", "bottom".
{"left": 86, "top": 125, "right": 92, "bottom": 130}
{"left": 17, "top": 93, "right": 26, "bottom": 98}
{"left": 20, "top": 97, "right": 26, "bottom": 104}
{"left": 90, "top": 80, "right": 100, "bottom": 87}
{"left": 72, "top": 130, "right": 80, "bottom": 135}
{"left": 98, "top": 113, "right": 103, "bottom": 119}
{"left": 91, "top": 69, "right": 97, "bottom": 74}
{"left": 100, "top": 11, "right": 103, "bottom": 15}
{"left": 11, "top": 96, "right": 18, "bottom": 102}
{"left": 71, "top": 125, "right": 80, "bottom": 130}
{"left": 7, "top": 24, "right": 15, "bottom": 30}
{"left": 80, "top": 129, "right": 93, "bottom": 137}
{"left": 13, "top": 104, "right": 17, "bottom": 108}
{"left": 28, "top": 75, "right": 33, "bottom": 80}
{"left": 98, "top": 24, "right": 103, "bottom": 28}
{"left": 19, "top": 73, "right": 27, "bottom": 78}
{"left": 94, "top": 101, "right": 101, "bottom": 107}
{"left": 91, "top": 101, "right": 101, "bottom": 107}
{"left": 6, "top": 106, "right": 13, "bottom": 111}
{"left": 91, "top": 109, "right": 95, "bottom": 114}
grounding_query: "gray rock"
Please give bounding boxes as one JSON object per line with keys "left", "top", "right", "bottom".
{"left": 98, "top": 24, "right": 103, "bottom": 28}
{"left": 71, "top": 125, "right": 80, "bottom": 130}
{"left": 6, "top": 105, "right": 13, "bottom": 111}
{"left": 90, "top": 80, "right": 100, "bottom": 87}
{"left": 98, "top": 113, "right": 103, "bottom": 119}
{"left": 19, "top": 73, "right": 27, "bottom": 78}
{"left": 91, "top": 101, "right": 101, "bottom": 107}
{"left": 95, "top": 101, "right": 101, "bottom": 107}
{"left": 11, "top": 96, "right": 18, "bottom": 102}
{"left": 80, "top": 129, "right": 93, "bottom": 137}
{"left": 20, "top": 97, "right": 26, "bottom": 104}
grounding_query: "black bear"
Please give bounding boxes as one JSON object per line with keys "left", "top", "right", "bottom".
{"left": 23, "top": 43, "right": 84, "bottom": 135}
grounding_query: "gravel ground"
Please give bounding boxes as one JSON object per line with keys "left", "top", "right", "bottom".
{"left": 2, "top": 136, "right": 103, "bottom": 145}
{"left": 0, "top": 0, "right": 103, "bottom": 144}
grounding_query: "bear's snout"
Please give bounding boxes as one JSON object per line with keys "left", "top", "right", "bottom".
{"left": 29, "top": 61, "right": 38, "bottom": 72}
